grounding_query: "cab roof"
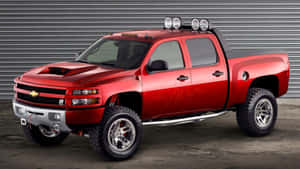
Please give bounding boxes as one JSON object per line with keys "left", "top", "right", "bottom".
{"left": 105, "top": 29, "right": 211, "bottom": 42}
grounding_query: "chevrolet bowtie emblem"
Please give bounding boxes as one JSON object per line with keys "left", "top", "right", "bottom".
{"left": 29, "top": 90, "right": 39, "bottom": 97}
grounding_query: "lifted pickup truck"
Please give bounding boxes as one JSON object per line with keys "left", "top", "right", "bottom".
{"left": 13, "top": 17, "right": 289, "bottom": 160}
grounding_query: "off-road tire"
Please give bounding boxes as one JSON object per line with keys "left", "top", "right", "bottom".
{"left": 88, "top": 105, "right": 143, "bottom": 160}
{"left": 237, "top": 88, "right": 278, "bottom": 136}
{"left": 22, "top": 125, "right": 69, "bottom": 146}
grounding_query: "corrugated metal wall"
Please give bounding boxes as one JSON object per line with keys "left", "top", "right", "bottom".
{"left": 1, "top": 0, "right": 300, "bottom": 99}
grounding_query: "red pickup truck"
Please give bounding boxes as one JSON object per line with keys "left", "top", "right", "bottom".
{"left": 13, "top": 17, "right": 289, "bottom": 160}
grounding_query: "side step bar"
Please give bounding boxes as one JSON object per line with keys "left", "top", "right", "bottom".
{"left": 142, "top": 111, "right": 227, "bottom": 126}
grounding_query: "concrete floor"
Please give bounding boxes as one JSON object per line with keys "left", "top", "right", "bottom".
{"left": 1, "top": 102, "right": 300, "bottom": 169}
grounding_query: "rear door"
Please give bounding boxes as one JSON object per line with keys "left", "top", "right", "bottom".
{"left": 182, "top": 35, "right": 228, "bottom": 112}
{"left": 141, "top": 39, "right": 191, "bottom": 119}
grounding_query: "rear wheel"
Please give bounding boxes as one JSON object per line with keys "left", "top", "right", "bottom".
{"left": 22, "top": 124, "right": 69, "bottom": 146}
{"left": 236, "top": 88, "right": 277, "bottom": 136}
{"left": 88, "top": 105, "right": 143, "bottom": 160}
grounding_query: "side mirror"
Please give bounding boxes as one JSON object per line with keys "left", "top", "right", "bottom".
{"left": 148, "top": 60, "right": 168, "bottom": 72}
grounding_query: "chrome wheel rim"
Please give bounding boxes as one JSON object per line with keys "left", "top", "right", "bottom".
{"left": 38, "top": 125, "right": 59, "bottom": 138}
{"left": 254, "top": 98, "right": 273, "bottom": 129}
{"left": 107, "top": 118, "right": 136, "bottom": 152}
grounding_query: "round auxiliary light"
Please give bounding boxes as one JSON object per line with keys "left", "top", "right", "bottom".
{"left": 164, "top": 17, "right": 173, "bottom": 29}
{"left": 199, "top": 19, "right": 209, "bottom": 31}
{"left": 172, "top": 17, "right": 182, "bottom": 30}
{"left": 191, "top": 18, "right": 200, "bottom": 31}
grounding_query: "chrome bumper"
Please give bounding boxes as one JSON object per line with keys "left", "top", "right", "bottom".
{"left": 12, "top": 101, "right": 71, "bottom": 132}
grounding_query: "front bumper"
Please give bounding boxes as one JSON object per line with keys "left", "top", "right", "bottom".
{"left": 13, "top": 100, "right": 71, "bottom": 132}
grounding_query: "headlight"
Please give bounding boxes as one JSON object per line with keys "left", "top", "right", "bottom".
{"left": 72, "top": 98, "right": 98, "bottom": 105}
{"left": 73, "top": 89, "right": 97, "bottom": 95}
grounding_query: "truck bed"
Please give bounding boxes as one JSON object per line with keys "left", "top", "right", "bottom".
{"left": 226, "top": 52, "right": 289, "bottom": 108}
{"left": 229, "top": 49, "right": 286, "bottom": 59}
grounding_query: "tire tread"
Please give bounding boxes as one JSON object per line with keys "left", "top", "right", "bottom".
{"left": 88, "top": 105, "right": 142, "bottom": 160}
{"left": 237, "top": 88, "right": 277, "bottom": 137}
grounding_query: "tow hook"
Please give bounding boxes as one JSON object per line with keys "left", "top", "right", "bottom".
{"left": 51, "top": 123, "right": 61, "bottom": 133}
{"left": 73, "top": 130, "right": 90, "bottom": 138}
{"left": 20, "top": 118, "right": 27, "bottom": 126}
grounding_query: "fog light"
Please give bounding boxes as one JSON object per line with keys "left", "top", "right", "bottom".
{"left": 54, "top": 114, "right": 61, "bottom": 120}
{"left": 48, "top": 113, "right": 61, "bottom": 121}
{"left": 16, "top": 106, "right": 26, "bottom": 115}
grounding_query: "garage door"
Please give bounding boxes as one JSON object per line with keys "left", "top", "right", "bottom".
{"left": 0, "top": 0, "right": 299, "bottom": 99}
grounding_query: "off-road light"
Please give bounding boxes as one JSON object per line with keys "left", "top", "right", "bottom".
{"left": 191, "top": 18, "right": 200, "bottom": 31}
{"left": 172, "top": 17, "right": 182, "bottom": 30}
{"left": 164, "top": 17, "right": 172, "bottom": 29}
{"left": 199, "top": 19, "right": 209, "bottom": 31}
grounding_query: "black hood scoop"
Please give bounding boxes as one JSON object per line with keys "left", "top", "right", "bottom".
{"left": 39, "top": 67, "right": 70, "bottom": 75}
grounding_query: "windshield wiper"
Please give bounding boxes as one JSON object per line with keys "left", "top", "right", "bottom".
{"left": 99, "top": 62, "right": 116, "bottom": 67}
{"left": 76, "top": 59, "right": 88, "bottom": 63}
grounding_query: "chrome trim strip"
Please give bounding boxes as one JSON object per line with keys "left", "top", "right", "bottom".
{"left": 142, "top": 111, "right": 226, "bottom": 126}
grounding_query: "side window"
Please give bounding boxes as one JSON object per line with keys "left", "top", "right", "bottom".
{"left": 186, "top": 38, "right": 218, "bottom": 67}
{"left": 149, "top": 41, "right": 184, "bottom": 70}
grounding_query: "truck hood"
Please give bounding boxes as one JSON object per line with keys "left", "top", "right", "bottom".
{"left": 20, "top": 62, "right": 133, "bottom": 87}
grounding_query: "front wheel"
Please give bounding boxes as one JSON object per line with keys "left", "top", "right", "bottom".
{"left": 22, "top": 125, "right": 69, "bottom": 146}
{"left": 88, "top": 105, "right": 143, "bottom": 160}
{"left": 236, "top": 88, "right": 278, "bottom": 136}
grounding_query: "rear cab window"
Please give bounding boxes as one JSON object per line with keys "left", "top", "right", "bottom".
{"left": 185, "top": 38, "right": 218, "bottom": 67}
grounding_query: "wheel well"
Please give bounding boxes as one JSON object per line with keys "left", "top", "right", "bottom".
{"left": 249, "top": 75, "right": 279, "bottom": 97}
{"left": 106, "top": 92, "right": 142, "bottom": 117}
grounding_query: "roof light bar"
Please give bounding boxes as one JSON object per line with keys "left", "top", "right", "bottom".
{"left": 191, "top": 18, "right": 210, "bottom": 31}
{"left": 164, "top": 17, "right": 211, "bottom": 31}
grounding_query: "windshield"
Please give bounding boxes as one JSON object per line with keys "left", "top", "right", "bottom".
{"left": 76, "top": 38, "right": 151, "bottom": 69}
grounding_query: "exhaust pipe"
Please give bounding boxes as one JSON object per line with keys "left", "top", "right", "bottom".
{"left": 142, "top": 111, "right": 227, "bottom": 126}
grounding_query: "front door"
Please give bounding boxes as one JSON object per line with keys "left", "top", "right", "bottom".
{"left": 141, "top": 40, "right": 191, "bottom": 120}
